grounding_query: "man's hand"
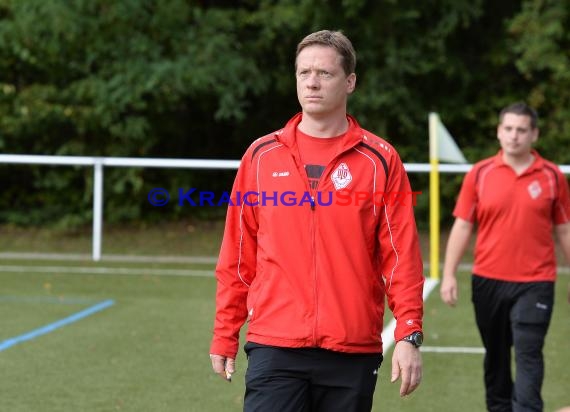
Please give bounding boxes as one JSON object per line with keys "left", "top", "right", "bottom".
{"left": 391, "top": 340, "right": 422, "bottom": 397}
{"left": 440, "top": 275, "right": 458, "bottom": 307}
{"left": 210, "top": 354, "right": 235, "bottom": 382}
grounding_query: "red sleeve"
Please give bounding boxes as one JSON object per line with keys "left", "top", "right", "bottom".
{"left": 210, "top": 151, "right": 258, "bottom": 359}
{"left": 380, "top": 152, "right": 425, "bottom": 341}
{"left": 453, "top": 167, "right": 478, "bottom": 222}
{"left": 554, "top": 170, "right": 570, "bottom": 225}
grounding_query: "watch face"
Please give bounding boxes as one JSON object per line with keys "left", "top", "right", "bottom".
{"left": 402, "top": 332, "right": 423, "bottom": 347}
{"left": 413, "top": 332, "right": 423, "bottom": 346}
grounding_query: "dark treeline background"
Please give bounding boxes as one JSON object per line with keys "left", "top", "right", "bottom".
{"left": 1, "top": 0, "right": 569, "bottom": 229}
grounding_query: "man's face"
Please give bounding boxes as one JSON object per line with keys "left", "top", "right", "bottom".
{"left": 295, "top": 45, "right": 356, "bottom": 117}
{"left": 497, "top": 113, "right": 538, "bottom": 158}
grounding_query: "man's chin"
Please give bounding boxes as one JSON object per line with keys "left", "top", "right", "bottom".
{"left": 504, "top": 148, "right": 530, "bottom": 157}
{"left": 302, "top": 108, "right": 326, "bottom": 117}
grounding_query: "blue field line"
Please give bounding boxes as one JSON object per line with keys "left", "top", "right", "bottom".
{"left": 0, "top": 299, "right": 115, "bottom": 352}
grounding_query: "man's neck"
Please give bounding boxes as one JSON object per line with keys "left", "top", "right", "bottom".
{"left": 502, "top": 151, "right": 535, "bottom": 175}
{"left": 298, "top": 112, "right": 349, "bottom": 138}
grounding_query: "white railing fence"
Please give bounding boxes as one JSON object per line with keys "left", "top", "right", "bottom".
{"left": 1, "top": 154, "right": 569, "bottom": 261}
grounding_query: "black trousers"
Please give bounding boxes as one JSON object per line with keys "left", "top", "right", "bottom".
{"left": 471, "top": 275, "right": 554, "bottom": 412}
{"left": 243, "top": 342, "right": 383, "bottom": 412}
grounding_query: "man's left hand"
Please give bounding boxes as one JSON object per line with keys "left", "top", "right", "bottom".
{"left": 391, "top": 340, "right": 422, "bottom": 396}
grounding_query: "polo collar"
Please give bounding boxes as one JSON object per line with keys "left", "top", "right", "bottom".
{"left": 494, "top": 149, "right": 545, "bottom": 174}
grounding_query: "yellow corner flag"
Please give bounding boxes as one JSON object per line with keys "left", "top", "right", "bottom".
{"left": 429, "top": 113, "right": 466, "bottom": 280}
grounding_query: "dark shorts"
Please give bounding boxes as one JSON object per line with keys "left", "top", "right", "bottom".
{"left": 243, "top": 342, "right": 383, "bottom": 412}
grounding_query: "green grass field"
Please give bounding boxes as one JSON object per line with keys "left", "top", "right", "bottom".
{"left": 1, "top": 224, "right": 569, "bottom": 411}
{"left": 1, "top": 259, "right": 569, "bottom": 412}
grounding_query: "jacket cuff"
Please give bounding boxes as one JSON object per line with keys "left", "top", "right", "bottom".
{"left": 210, "top": 336, "right": 239, "bottom": 359}
{"left": 394, "top": 319, "right": 423, "bottom": 342}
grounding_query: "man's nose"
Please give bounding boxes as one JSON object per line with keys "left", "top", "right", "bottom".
{"left": 306, "top": 73, "right": 320, "bottom": 88}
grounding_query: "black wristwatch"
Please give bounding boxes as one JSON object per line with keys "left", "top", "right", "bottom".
{"left": 401, "top": 331, "right": 423, "bottom": 348}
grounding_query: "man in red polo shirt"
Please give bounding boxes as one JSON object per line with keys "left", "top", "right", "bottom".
{"left": 440, "top": 102, "right": 570, "bottom": 412}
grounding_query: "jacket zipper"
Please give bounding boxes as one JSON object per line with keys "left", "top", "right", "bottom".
{"left": 308, "top": 157, "right": 340, "bottom": 345}
{"left": 302, "top": 165, "right": 318, "bottom": 345}
{"left": 294, "top": 144, "right": 357, "bottom": 346}
{"left": 292, "top": 151, "right": 319, "bottom": 345}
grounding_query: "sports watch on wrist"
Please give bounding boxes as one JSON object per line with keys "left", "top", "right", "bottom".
{"left": 400, "top": 331, "right": 423, "bottom": 348}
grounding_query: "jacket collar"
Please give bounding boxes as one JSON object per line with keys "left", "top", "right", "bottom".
{"left": 274, "top": 112, "right": 365, "bottom": 151}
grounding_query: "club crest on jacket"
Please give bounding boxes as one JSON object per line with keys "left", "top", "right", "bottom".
{"left": 331, "top": 163, "right": 352, "bottom": 190}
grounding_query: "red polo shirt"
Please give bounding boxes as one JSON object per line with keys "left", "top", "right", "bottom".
{"left": 453, "top": 150, "right": 570, "bottom": 282}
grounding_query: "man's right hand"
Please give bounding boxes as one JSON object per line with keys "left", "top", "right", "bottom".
{"left": 440, "top": 275, "right": 458, "bottom": 307}
{"left": 210, "top": 354, "right": 235, "bottom": 382}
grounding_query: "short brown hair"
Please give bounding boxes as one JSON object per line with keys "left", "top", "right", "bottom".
{"left": 499, "top": 102, "right": 539, "bottom": 129}
{"left": 295, "top": 30, "right": 356, "bottom": 76}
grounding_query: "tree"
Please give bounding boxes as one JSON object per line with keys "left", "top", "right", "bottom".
{"left": 508, "top": 0, "right": 570, "bottom": 163}
{"left": 0, "top": 0, "right": 568, "bottom": 227}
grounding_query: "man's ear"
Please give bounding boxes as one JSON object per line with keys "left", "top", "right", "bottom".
{"left": 347, "top": 73, "right": 356, "bottom": 94}
{"left": 531, "top": 127, "right": 539, "bottom": 143}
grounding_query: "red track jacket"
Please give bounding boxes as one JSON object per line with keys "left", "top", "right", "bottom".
{"left": 210, "top": 113, "right": 424, "bottom": 358}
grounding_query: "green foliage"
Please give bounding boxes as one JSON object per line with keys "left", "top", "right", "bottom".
{"left": 507, "top": 0, "right": 570, "bottom": 162}
{"left": 1, "top": 0, "right": 569, "bottom": 227}
{"left": 0, "top": 0, "right": 270, "bottom": 226}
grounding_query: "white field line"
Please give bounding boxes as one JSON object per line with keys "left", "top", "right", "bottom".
{"left": 0, "top": 265, "right": 213, "bottom": 277}
{"left": 0, "top": 252, "right": 217, "bottom": 264}
{"left": 421, "top": 346, "right": 485, "bottom": 354}
{"left": 2, "top": 254, "right": 569, "bottom": 275}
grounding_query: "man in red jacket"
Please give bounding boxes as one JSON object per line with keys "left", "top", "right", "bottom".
{"left": 209, "top": 29, "right": 425, "bottom": 412}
